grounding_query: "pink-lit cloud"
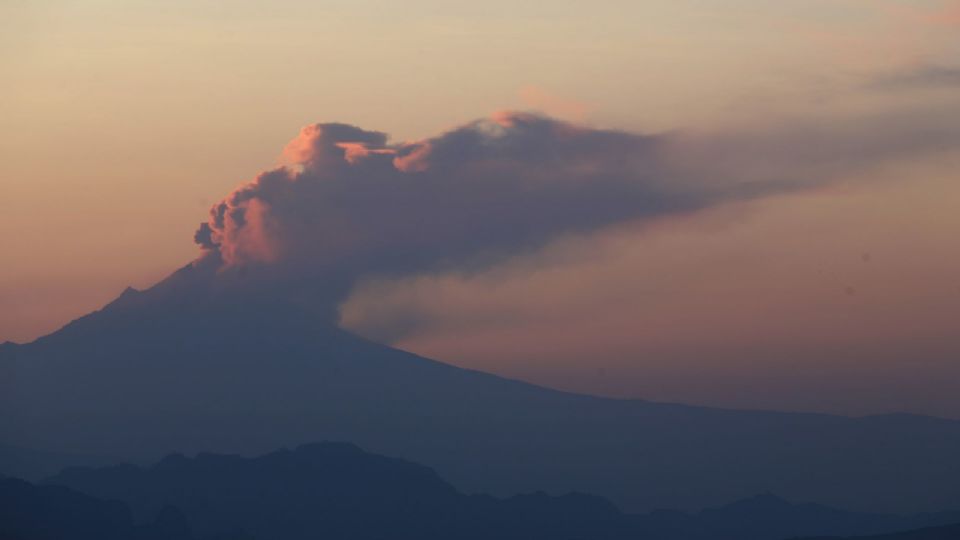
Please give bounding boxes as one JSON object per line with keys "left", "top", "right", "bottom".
{"left": 194, "top": 107, "right": 960, "bottom": 323}
{"left": 517, "top": 85, "right": 590, "bottom": 122}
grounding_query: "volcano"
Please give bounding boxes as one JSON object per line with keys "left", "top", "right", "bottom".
{"left": 3, "top": 262, "right": 960, "bottom": 514}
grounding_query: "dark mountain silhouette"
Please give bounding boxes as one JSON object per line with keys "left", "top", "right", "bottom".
{"left": 0, "top": 443, "right": 114, "bottom": 482}
{"left": 0, "top": 476, "right": 195, "bottom": 540}
{"left": 683, "top": 494, "right": 960, "bottom": 540}
{"left": 47, "top": 442, "right": 632, "bottom": 540}
{"left": 796, "top": 523, "right": 960, "bottom": 539}
{"left": 4, "top": 263, "right": 960, "bottom": 514}
{"left": 45, "top": 442, "right": 960, "bottom": 540}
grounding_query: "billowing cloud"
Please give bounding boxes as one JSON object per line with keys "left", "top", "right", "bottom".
{"left": 194, "top": 109, "right": 960, "bottom": 317}
{"left": 194, "top": 113, "right": 676, "bottom": 308}
{"left": 339, "top": 155, "right": 960, "bottom": 418}
{"left": 517, "top": 85, "right": 590, "bottom": 122}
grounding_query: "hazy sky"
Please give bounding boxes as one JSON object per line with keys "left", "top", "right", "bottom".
{"left": 2, "top": 0, "right": 959, "bottom": 416}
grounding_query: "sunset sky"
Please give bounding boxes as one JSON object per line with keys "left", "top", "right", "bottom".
{"left": 3, "top": 0, "right": 960, "bottom": 417}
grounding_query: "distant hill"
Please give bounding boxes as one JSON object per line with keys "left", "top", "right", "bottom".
{"left": 0, "top": 476, "right": 194, "bottom": 540}
{"left": 796, "top": 523, "right": 960, "bottom": 539}
{"left": 0, "top": 443, "right": 114, "bottom": 481}
{"left": 4, "top": 263, "right": 960, "bottom": 513}
{"left": 47, "top": 442, "right": 634, "bottom": 540}
{"left": 682, "top": 494, "right": 960, "bottom": 540}
{"left": 45, "top": 442, "right": 960, "bottom": 540}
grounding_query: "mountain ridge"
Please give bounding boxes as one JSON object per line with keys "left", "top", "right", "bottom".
{"left": 4, "top": 267, "right": 960, "bottom": 514}
{"left": 14, "top": 277, "right": 947, "bottom": 422}
{"left": 44, "top": 442, "right": 960, "bottom": 540}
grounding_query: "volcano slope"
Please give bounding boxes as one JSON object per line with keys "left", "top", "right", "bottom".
{"left": 3, "top": 264, "right": 960, "bottom": 514}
